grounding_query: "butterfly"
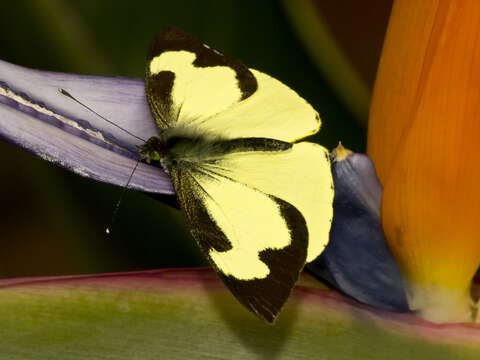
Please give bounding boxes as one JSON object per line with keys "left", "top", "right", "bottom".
{"left": 139, "top": 26, "right": 334, "bottom": 323}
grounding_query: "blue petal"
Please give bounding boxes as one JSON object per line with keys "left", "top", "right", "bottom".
{"left": 307, "top": 146, "right": 410, "bottom": 312}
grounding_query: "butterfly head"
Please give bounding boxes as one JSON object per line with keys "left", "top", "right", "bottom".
{"left": 138, "top": 136, "right": 174, "bottom": 171}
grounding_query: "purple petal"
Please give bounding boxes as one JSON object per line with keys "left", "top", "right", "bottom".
{"left": 0, "top": 59, "right": 173, "bottom": 194}
{"left": 307, "top": 145, "right": 409, "bottom": 312}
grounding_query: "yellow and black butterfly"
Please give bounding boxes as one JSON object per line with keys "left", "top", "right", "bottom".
{"left": 139, "top": 26, "right": 334, "bottom": 323}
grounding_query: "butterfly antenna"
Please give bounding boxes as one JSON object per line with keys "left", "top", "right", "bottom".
{"left": 58, "top": 88, "right": 146, "bottom": 142}
{"left": 106, "top": 159, "right": 141, "bottom": 235}
{"left": 59, "top": 88, "right": 146, "bottom": 234}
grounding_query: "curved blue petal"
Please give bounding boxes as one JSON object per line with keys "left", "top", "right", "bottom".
{"left": 307, "top": 145, "right": 410, "bottom": 312}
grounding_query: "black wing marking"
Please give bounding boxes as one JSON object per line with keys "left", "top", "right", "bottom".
{"left": 145, "top": 26, "right": 258, "bottom": 130}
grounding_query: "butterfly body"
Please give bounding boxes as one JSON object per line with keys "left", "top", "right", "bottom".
{"left": 140, "top": 131, "right": 292, "bottom": 170}
{"left": 143, "top": 26, "right": 334, "bottom": 323}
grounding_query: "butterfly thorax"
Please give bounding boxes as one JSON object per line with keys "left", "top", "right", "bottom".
{"left": 138, "top": 131, "right": 231, "bottom": 173}
{"left": 137, "top": 133, "right": 198, "bottom": 173}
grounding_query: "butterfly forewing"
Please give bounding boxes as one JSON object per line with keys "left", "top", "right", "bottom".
{"left": 170, "top": 163, "right": 308, "bottom": 323}
{"left": 145, "top": 26, "right": 257, "bottom": 130}
{"left": 146, "top": 26, "right": 320, "bottom": 142}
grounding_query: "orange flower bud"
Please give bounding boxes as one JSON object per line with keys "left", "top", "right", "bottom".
{"left": 368, "top": 0, "right": 480, "bottom": 321}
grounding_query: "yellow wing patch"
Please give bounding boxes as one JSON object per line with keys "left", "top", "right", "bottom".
{"left": 201, "top": 173, "right": 293, "bottom": 280}
{"left": 192, "top": 69, "right": 320, "bottom": 142}
{"left": 149, "top": 50, "right": 243, "bottom": 123}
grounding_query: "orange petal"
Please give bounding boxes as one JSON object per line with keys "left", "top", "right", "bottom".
{"left": 368, "top": 0, "right": 480, "bottom": 321}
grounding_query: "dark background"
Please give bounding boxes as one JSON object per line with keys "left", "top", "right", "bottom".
{"left": 0, "top": 1, "right": 381, "bottom": 278}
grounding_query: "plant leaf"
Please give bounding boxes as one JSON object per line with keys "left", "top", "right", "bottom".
{"left": 0, "top": 268, "right": 479, "bottom": 359}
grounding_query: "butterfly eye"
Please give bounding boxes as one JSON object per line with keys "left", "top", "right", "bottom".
{"left": 150, "top": 151, "right": 160, "bottom": 161}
